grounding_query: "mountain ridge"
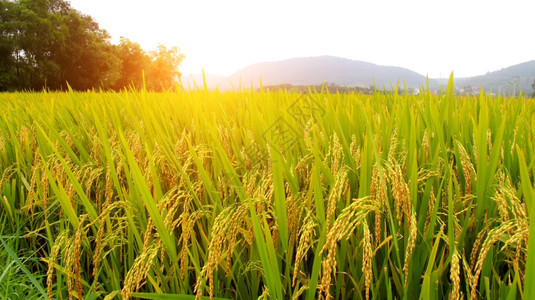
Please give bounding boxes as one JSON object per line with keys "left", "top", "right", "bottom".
{"left": 182, "top": 56, "right": 535, "bottom": 94}
{"left": 455, "top": 60, "right": 535, "bottom": 95}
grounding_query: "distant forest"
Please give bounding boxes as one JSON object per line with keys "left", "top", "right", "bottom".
{"left": 258, "top": 83, "right": 376, "bottom": 94}
{"left": 0, "top": 0, "right": 184, "bottom": 91}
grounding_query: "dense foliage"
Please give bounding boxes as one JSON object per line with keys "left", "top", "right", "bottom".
{"left": 0, "top": 79, "right": 534, "bottom": 299}
{"left": 0, "top": 0, "right": 184, "bottom": 91}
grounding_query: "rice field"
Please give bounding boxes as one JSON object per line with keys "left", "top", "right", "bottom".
{"left": 0, "top": 78, "right": 534, "bottom": 299}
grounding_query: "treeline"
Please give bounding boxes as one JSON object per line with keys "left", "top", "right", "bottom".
{"left": 0, "top": 0, "right": 184, "bottom": 91}
{"left": 258, "top": 83, "right": 376, "bottom": 94}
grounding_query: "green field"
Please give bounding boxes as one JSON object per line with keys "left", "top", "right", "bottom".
{"left": 1, "top": 79, "right": 534, "bottom": 299}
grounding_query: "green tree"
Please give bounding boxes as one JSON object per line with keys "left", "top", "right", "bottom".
{"left": 532, "top": 78, "right": 535, "bottom": 98}
{"left": 462, "top": 85, "right": 473, "bottom": 95}
{"left": 0, "top": 0, "right": 184, "bottom": 91}
{"left": 146, "top": 44, "right": 185, "bottom": 91}
{"left": 0, "top": 0, "right": 19, "bottom": 90}
{"left": 4, "top": 0, "right": 70, "bottom": 89}
{"left": 57, "top": 9, "right": 119, "bottom": 90}
{"left": 114, "top": 37, "right": 150, "bottom": 90}
{"left": 0, "top": 0, "right": 120, "bottom": 91}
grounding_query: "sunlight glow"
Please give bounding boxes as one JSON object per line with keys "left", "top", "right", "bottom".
{"left": 68, "top": 0, "right": 535, "bottom": 78}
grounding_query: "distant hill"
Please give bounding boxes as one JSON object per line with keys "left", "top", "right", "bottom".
{"left": 182, "top": 56, "right": 434, "bottom": 91}
{"left": 455, "top": 61, "right": 535, "bottom": 95}
{"left": 181, "top": 56, "right": 535, "bottom": 95}
{"left": 222, "top": 56, "right": 431, "bottom": 90}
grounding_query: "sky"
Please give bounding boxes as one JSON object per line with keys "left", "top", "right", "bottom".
{"left": 67, "top": 0, "right": 535, "bottom": 78}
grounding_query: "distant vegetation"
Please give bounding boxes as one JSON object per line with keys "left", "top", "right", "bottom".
{"left": 455, "top": 61, "right": 535, "bottom": 97}
{"left": 0, "top": 0, "right": 184, "bottom": 91}
{"left": 258, "top": 83, "right": 376, "bottom": 94}
{"left": 258, "top": 83, "right": 431, "bottom": 95}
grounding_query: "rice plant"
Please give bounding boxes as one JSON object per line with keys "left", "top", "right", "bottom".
{"left": 0, "top": 77, "right": 533, "bottom": 299}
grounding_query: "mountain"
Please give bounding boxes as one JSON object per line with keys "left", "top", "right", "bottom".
{"left": 181, "top": 56, "right": 535, "bottom": 95}
{"left": 455, "top": 61, "right": 535, "bottom": 95}
{"left": 222, "top": 56, "right": 431, "bottom": 90}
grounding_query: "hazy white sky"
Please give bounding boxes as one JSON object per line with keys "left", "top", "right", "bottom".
{"left": 68, "top": 0, "right": 534, "bottom": 78}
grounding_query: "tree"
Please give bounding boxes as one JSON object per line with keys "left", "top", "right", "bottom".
{"left": 532, "top": 78, "right": 535, "bottom": 98}
{"left": 146, "top": 44, "right": 185, "bottom": 91}
{"left": 0, "top": 0, "right": 72, "bottom": 90}
{"left": 0, "top": 0, "right": 184, "bottom": 91}
{"left": 113, "top": 39, "right": 186, "bottom": 91}
{"left": 57, "top": 10, "right": 120, "bottom": 90}
{"left": 0, "top": 0, "right": 19, "bottom": 90}
{"left": 113, "top": 37, "right": 150, "bottom": 90}
{"left": 462, "top": 85, "right": 473, "bottom": 95}
{"left": 0, "top": 0, "right": 120, "bottom": 91}
{"left": 508, "top": 76, "right": 520, "bottom": 97}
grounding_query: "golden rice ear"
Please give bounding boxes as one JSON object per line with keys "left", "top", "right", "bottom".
{"left": 121, "top": 242, "right": 161, "bottom": 300}
{"left": 456, "top": 140, "right": 476, "bottom": 195}
{"left": 319, "top": 197, "right": 381, "bottom": 299}
{"left": 424, "top": 189, "right": 437, "bottom": 234}
{"left": 47, "top": 232, "right": 68, "bottom": 300}
{"left": 349, "top": 134, "right": 361, "bottom": 169}
{"left": 370, "top": 163, "right": 387, "bottom": 247}
{"left": 324, "top": 170, "right": 348, "bottom": 232}
{"left": 73, "top": 215, "right": 86, "bottom": 299}
{"left": 386, "top": 157, "right": 411, "bottom": 226}
{"left": 64, "top": 240, "right": 75, "bottom": 300}
{"left": 450, "top": 250, "right": 462, "bottom": 300}
{"left": 402, "top": 212, "right": 417, "bottom": 287}
{"left": 293, "top": 209, "right": 317, "bottom": 286}
{"left": 362, "top": 221, "right": 373, "bottom": 300}
{"left": 471, "top": 222, "right": 516, "bottom": 299}
{"left": 329, "top": 133, "right": 344, "bottom": 175}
